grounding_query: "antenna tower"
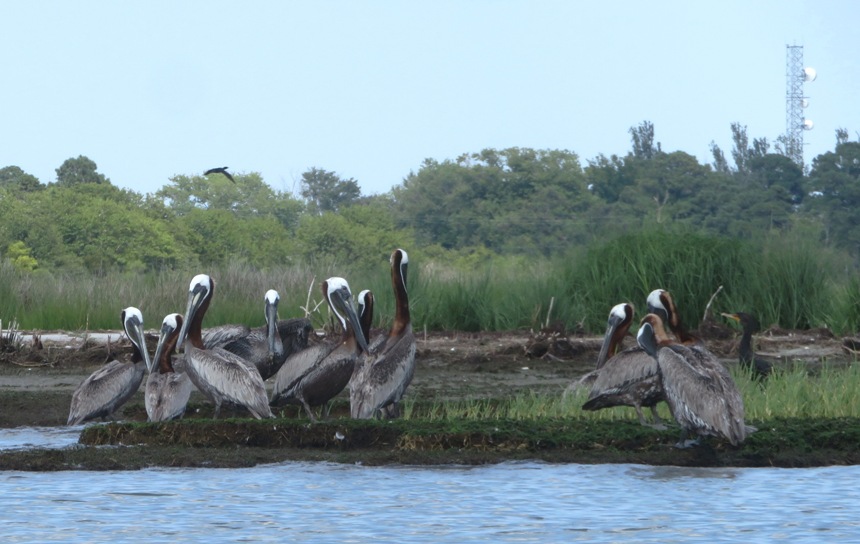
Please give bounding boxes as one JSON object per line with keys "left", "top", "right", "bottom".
{"left": 785, "top": 45, "right": 815, "bottom": 167}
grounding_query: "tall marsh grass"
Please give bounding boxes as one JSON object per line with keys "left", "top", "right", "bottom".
{"left": 0, "top": 226, "right": 858, "bottom": 333}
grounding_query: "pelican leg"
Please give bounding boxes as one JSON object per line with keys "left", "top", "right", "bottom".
{"left": 674, "top": 429, "right": 700, "bottom": 449}
{"left": 383, "top": 403, "right": 401, "bottom": 419}
{"left": 301, "top": 400, "right": 318, "bottom": 422}
{"left": 648, "top": 406, "right": 668, "bottom": 430}
{"left": 213, "top": 402, "right": 222, "bottom": 419}
{"left": 634, "top": 405, "right": 649, "bottom": 427}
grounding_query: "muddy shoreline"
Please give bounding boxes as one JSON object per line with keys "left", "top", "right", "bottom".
{"left": 0, "top": 326, "right": 856, "bottom": 471}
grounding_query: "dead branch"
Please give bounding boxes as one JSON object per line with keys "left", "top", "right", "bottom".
{"left": 702, "top": 285, "right": 724, "bottom": 323}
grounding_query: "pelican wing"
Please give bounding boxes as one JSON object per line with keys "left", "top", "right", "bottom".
{"left": 202, "top": 324, "right": 252, "bottom": 349}
{"left": 68, "top": 360, "right": 145, "bottom": 425}
{"left": 581, "top": 347, "right": 661, "bottom": 410}
{"left": 270, "top": 342, "right": 337, "bottom": 404}
{"left": 350, "top": 330, "right": 416, "bottom": 419}
{"left": 277, "top": 318, "right": 313, "bottom": 352}
{"left": 146, "top": 371, "right": 194, "bottom": 422}
{"left": 657, "top": 345, "right": 749, "bottom": 445}
{"left": 218, "top": 329, "right": 267, "bottom": 364}
{"left": 186, "top": 347, "right": 272, "bottom": 418}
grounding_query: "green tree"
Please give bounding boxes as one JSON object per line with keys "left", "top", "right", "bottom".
{"left": 55, "top": 155, "right": 110, "bottom": 186}
{"left": 295, "top": 200, "right": 414, "bottom": 269}
{"left": 300, "top": 168, "right": 362, "bottom": 214}
{"left": 0, "top": 187, "right": 75, "bottom": 269}
{"left": 155, "top": 171, "right": 304, "bottom": 231}
{"left": 0, "top": 166, "right": 43, "bottom": 192}
{"left": 171, "top": 209, "right": 241, "bottom": 266}
{"left": 805, "top": 142, "right": 860, "bottom": 256}
{"left": 5, "top": 241, "right": 38, "bottom": 271}
{"left": 393, "top": 148, "right": 593, "bottom": 254}
{"left": 629, "top": 121, "right": 660, "bottom": 159}
{"left": 49, "top": 184, "right": 183, "bottom": 271}
{"left": 748, "top": 154, "right": 805, "bottom": 204}
{"left": 709, "top": 142, "right": 730, "bottom": 174}
{"left": 729, "top": 123, "right": 769, "bottom": 175}
{"left": 585, "top": 153, "right": 634, "bottom": 203}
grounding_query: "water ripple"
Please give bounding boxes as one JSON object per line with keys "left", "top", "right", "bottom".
{"left": 1, "top": 428, "right": 860, "bottom": 541}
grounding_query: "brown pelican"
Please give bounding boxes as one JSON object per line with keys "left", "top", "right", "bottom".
{"left": 176, "top": 274, "right": 273, "bottom": 419}
{"left": 721, "top": 312, "right": 773, "bottom": 380}
{"left": 204, "top": 166, "right": 235, "bottom": 182}
{"left": 207, "top": 289, "right": 312, "bottom": 380}
{"left": 350, "top": 248, "right": 416, "bottom": 419}
{"left": 145, "top": 313, "right": 194, "bottom": 422}
{"left": 646, "top": 289, "right": 700, "bottom": 345}
{"left": 67, "top": 307, "right": 151, "bottom": 425}
{"left": 579, "top": 303, "right": 667, "bottom": 428}
{"left": 270, "top": 277, "right": 368, "bottom": 421}
{"left": 637, "top": 313, "right": 755, "bottom": 448}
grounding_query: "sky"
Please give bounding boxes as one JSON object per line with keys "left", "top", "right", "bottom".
{"left": 2, "top": 1, "right": 858, "bottom": 197}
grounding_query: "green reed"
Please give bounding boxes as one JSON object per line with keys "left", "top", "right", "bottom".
{"left": 0, "top": 227, "right": 857, "bottom": 334}
{"left": 0, "top": 260, "right": 369, "bottom": 331}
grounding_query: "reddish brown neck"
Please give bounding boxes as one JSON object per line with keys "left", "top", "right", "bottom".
{"left": 390, "top": 256, "right": 410, "bottom": 337}
{"left": 642, "top": 313, "right": 673, "bottom": 346}
{"left": 159, "top": 334, "right": 179, "bottom": 373}
{"left": 608, "top": 316, "right": 632, "bottom": 357}
{"left": 188, "top": 286, "right": 213, "bottom": 350}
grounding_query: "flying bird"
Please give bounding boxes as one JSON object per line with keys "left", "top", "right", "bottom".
{"left": 204, "top": 166, "right": 235, "bottom": 183}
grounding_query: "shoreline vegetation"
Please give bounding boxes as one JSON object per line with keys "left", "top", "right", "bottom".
{"left": 2, "top": 227, "right": 860, "bottom": 337}
{"left": 1, "top": 226, "right": 860, "bottom": 471}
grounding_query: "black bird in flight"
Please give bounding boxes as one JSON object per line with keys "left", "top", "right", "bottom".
{"left": 204, "top": 166, "right": 235, "bottom": 183}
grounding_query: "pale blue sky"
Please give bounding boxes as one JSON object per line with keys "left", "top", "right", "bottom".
{"left": 2, "top": 1, "right": 857, "bottom": 197}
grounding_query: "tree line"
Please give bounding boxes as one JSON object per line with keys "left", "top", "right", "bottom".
{"left": 1, "top": 121, "right": 859, "bottom": 274}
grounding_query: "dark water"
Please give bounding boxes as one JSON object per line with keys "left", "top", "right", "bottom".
{"left": 1, "top": 428, "right": 859, "bottom": 542}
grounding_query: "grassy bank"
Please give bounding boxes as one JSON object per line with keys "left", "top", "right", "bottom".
{"left": 2, "top": 359, "right": 859, "bottom": 470}
{"left": 0, "top": 416, "right": 847, "bottom": 471}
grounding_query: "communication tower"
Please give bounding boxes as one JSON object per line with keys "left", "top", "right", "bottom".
{"left": 785, "top": 45, "right": 816, "bottom": 167}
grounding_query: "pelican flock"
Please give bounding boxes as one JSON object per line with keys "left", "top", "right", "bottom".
{"left": 61, "top": 250, "right": 759, "bottom": 453}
